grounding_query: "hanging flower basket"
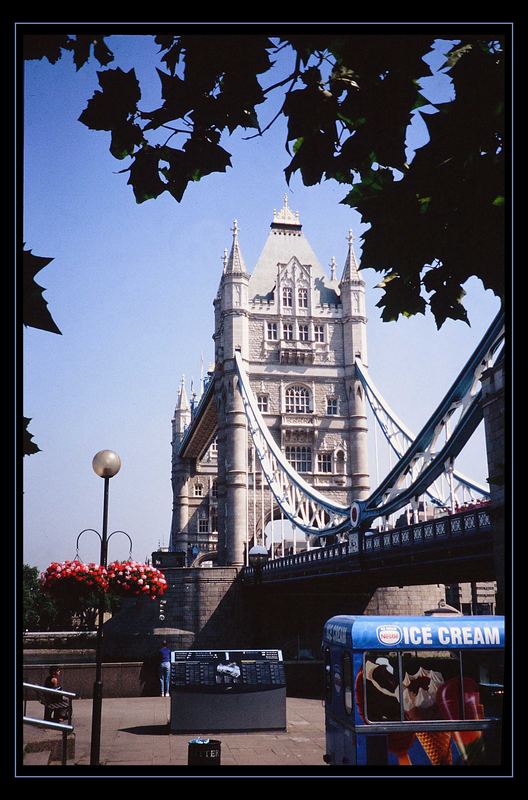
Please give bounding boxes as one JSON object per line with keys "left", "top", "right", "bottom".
{"left": 107, "top": 560, "right": 168, "bottom": 600}
{"left": 40, "top": 559, "right": 109, "bottom": 601}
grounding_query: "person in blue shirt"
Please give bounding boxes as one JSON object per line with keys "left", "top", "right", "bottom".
{"left": 159, "top": 640, "right": 171, "bottom": 697}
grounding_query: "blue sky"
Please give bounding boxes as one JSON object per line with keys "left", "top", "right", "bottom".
{"left": 22, "top": 34, "right": 501, "bottom": 570}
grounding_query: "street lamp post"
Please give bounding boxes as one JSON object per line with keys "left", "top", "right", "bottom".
{"left": 90, "top": 449, "right": 121, "bottom": 766}
{"left": 248, "top": 544, "right": 269, "bottom": 585}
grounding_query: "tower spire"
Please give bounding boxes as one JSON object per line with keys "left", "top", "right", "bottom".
{"left": 340, "top": 229, "right": 361, "bottom": 284}
{"left": 176, "top": 374, "right": 190, "bottom": 413}
{"left": 225, "top": 219, "right": 247, "bottom": 275}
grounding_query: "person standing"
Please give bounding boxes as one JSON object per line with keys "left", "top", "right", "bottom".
{"left": 159, "top": 640, "right": 171, "bottom": 697}
{"left": 43, "top": 665, "right": 70, "bottom": 722}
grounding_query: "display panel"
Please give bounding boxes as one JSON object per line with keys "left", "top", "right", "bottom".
{"left": 171, "top": 649, "right": 286, "bottom": 693}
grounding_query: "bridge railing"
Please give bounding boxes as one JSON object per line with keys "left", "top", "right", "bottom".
{"left": 241, "top": 506, "right": 493, "bottom": 581}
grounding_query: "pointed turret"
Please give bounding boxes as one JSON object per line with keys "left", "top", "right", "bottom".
{"left": 340, "top": 229, "right": 363, "bottom": 285}
{"left": 172, "top": 375, "right": 191, "bottom": 446}
{"left": 225, "top": 219, "right": 248, "bottom": 275}
{"left": 176, "top": 374, "right": 190, "bottom": 414}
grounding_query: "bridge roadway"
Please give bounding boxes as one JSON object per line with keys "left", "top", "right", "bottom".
{"left": 241, "top": 505, "right": 498, "bottom": 589}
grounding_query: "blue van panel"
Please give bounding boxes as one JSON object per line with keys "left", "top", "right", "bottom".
{"left": 323, "top": 615, "right": 504, "bottom": 651}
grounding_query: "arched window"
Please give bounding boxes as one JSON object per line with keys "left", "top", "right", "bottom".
{"left": 336, "top": 451, "right": 345, "bottom": 474}
{"left": 282, "top": 286, "right": 293, "bottom": 307}
{"left": 285, "top": 385, "right": 311, "bottom": 413}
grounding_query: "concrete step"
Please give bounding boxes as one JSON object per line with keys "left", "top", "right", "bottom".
{"left": 23, "top": 750, "right": 52, "bottom": 765}
{"left": 24, "top": 729, "right": 76, "bottom": 763}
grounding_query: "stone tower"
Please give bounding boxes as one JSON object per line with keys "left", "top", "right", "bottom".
{"left": 170, "top": 198, "right": 370, "bottom": 566}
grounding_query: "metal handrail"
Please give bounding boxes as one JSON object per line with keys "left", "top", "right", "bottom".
{"left": 23, "top": 682, "right": 77, "bottom": 698}
{"left": 23, "top": 682, "right": 77, "bottom": 766}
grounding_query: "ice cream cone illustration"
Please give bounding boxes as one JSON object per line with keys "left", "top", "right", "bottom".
{"left": 415, "top": 731, "right": 452, "bottom": 765}
{"left": 436, "top": 677, "right": 484, "bottom": 763}
{"left": 403, "top": 666, "right": 453, "bottom": 765}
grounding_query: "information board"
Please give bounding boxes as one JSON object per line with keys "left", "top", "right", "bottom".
{"left": 171, "top": 649, "right": 285, "bottom": 693}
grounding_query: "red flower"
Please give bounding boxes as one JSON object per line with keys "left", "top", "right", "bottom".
{"left": 40, "top": 559, "right": 109, "bottom": 599}
{"left": 106, "top": 560, "right": 167, "bottom": 599}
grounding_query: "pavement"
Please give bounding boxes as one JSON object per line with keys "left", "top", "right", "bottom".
{"left": 22, "top": 695, "right": 327, "bottom": 772}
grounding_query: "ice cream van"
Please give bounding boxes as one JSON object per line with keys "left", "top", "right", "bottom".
{"left": 322, "top": 615, "right": 505, "bottom": 766}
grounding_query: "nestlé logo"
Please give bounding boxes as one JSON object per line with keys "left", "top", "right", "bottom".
{"left": 376, "top": 624, "right": 402, "bottom": 646}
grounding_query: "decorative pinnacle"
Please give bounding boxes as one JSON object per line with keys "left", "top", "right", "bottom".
{"left": 272, "top": 196, "right": 301, "bottom": 226}
{"left": 225, "top": 218, "right": 247, "bottom": 274}
{"left": 341, "top": 228, "right": 361, "bottom": 284}
{"left": 222, "top": 248, "right": 228, "bottom": 271}
{"left": 330, "top": 256, "right": 337, "bottom": 281}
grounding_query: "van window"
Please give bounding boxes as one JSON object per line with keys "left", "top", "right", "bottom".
{"left": 362, "top": 652, "right": 401, "bottom": 722}
{"left": 343, "top": 651, "right": 353, "bottom": 715}
{"left": 323, "top": 646, "right": 332, "bottom": 703}
{"left": 362, "top": 650, "right": 504, "bottom": 723}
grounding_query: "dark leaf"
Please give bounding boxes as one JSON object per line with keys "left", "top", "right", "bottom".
{"left": 23, "top": 34, "right": 70, "bottom": 63}
{"left": 161, "top": 40, "right": 183, "bottom": 75}
{"left": 183, "top": 135, "right": 232, "bottom": 181}
{"left": 23, "top": 418, "right": 41, "bottom": 456}
{"left": 429, "top": 290, "right": 470, "bottom": 329}
{"left": 283, "top": 85, "right": 338, "bottom": 142}
{"left": 285, "top": 132, "right": 335, "bottom": 186}
{"left": 159, "top": 147, "right": 189, "bottom": 202}
{"left": 23, "top": 248, "right": 61, "bottom": 334}
{"left": 110, "top": 121, "right": 144, "bottom": 160}
{"left": 67, "top": 35, "right": 93, "bottom": 70}
{"left": 155, "top": 34, "right": 176, "bottom": 50}
{"left": 79, "top": 68, "right": 141, "bottom": 131}
{"left": 93, "top": 37, "right": 114, "bottom": 67}
{"left": 375, "top": 275, "right": 426, "bottom": 322}
{"left": 127, "top": 147, "right": 167, "bottom": 203}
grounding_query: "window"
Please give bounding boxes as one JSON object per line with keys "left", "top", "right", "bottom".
{"left": 363, "top": 652, "right": 401, "bottom": 722}
{"left": 285, "top": 446, "right": 312, "bottom": 473}
{"left": 327, "top": 398, "right": 338, "bottom": 415}
{"left": 318, "top": 453, "right": 332, "bottom": 473}
{"left": 282, "top": 286, "right": 293, "bottom": 307}
{"left": 194, "top": 483, "right": 203, "bottom": 497}
{"left": 198, "top": 518, "right": 209, "bottom": 533}
{"left": 285, "top": 385, "right": 311, "bottom": 413}
{"left": 298, "top": 288, "right": 308, "bottom": 307}
{"left": 267, "top": 322, "right": 278, "bottom": 340}
{"left": 314, "top": 325, "right": 325, "bottom": 343}
{"left": 336, "top": 451, "right": 345, "bottom": 474}
{"left": 298, "top": 324, "right": 309, "bottom": 341}
{"left": 211, "top": 480, "right": 218, "bottom": 498}
{"left": 257, "top": 395, "right": 269, "bottom": 412}
{"left": 283, "top": 323, "right": 293, "bottom": 340}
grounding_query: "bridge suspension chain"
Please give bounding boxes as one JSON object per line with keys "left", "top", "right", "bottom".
{"left": 234, "top": 309, "right": 503, "bottom": 534}
{"left": 357, "top": 310, "right": 504, "bottom": 526}
{"left": 355, "top": 359, "right": 491, "bottom": 509}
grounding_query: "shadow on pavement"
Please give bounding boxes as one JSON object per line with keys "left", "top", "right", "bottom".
{"left": 119, "top": 724, "right": 170, "bottom": 736}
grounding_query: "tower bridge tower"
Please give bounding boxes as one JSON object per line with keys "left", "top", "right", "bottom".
{"left": 170, "top": 199, "right": 370, "bottom": 566}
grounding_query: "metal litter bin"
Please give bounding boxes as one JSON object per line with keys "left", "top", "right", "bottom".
{"left": 188, "top": 738, "right": 221, "bottom": 766}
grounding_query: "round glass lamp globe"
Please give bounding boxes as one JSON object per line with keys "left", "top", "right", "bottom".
{"left": 92, "top": 450, "right": 121, "bottom": 479}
